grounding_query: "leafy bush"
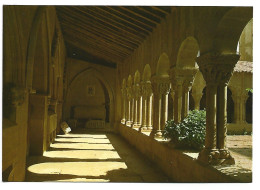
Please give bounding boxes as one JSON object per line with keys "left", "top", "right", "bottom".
{"left": 163, "top": 109, "right": 206, "bottom": 150}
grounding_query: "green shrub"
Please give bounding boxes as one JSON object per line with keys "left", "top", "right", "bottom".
{"left": 163, "top": 109, "right": 206, "bottom": 150}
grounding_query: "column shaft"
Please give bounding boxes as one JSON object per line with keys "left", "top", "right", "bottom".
{"left": 160, "top": 93, "right": 168, "bottom": 131}
{"left": 217, "top": 85, "right": 227, "bottom": 149}
{"left": 146, "top": 95, "right": 152, "bottom": 129}
{"left": 205, "top": 84, "right": 217, "bottom": 149}
{"left": 174, "top": 84, "right": 182, "bottom": 123}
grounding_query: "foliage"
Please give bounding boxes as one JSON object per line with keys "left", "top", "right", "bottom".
{"left": 163, "top": 109, "right": 206, "bottom": 150}
{"left": 246, "top": 88, "right": 253, "bottom": 93}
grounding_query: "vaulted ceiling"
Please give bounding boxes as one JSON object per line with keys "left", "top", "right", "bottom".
{"left": 55, "top": 6, "right": 172, "bottom": 68}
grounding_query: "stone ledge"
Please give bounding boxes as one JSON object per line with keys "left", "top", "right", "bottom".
{"left": 118, "top": 123, "right": 252, "bottom": 182}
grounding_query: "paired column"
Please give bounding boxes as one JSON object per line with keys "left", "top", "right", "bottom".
{"left": 196, "top": 53, "right": 239, "bottom": 165}
{"left": 150, "top": 76, "right": 170, "bottom": 138}
{"left": 139, "top": 81, "right": 153, "bottom": 132}
{"left": 231, "top": 88, "right": 248, "bottom": 124}
{"left": 169, "top": 67, "right": 197, "bottom": 123}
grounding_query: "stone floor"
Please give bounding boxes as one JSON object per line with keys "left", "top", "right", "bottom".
{"left": 25, "top": 129, "right": 170, "bottom": 182}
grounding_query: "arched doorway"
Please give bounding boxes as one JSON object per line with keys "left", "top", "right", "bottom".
{"left": 64, "top": 68, "right": 114, "bottom": 130}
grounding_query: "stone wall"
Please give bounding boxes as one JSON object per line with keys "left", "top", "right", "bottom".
{"left": 118, "top": 124, "right": 251, "bottom": 182}
{"left": 2, "top": 6, "right": 66, "bottom": 181}
{"left": 63, "top": 58, "right": 116, "bottom": 129}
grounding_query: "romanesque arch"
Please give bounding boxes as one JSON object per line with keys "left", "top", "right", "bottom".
{"left": 176, "top": 36, "right": 200, "bottom": 68}
{"left": 26, "top": 7, "right": 46, "bottom": 91}
{"left": 142, "top": 64, "right": 152, "bottom": 82}
{"left": 214, "top": 7, "right": 253, "bottom": 53}
{"left": 156, "top": 53, "right": 170, "bottom": 76}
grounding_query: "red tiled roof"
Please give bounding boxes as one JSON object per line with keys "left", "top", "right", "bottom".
{"left": 234, "top": 61, "right": 253, "bottom": 73}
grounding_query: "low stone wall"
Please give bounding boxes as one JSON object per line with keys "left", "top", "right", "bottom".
{"left": 227, "top": 123, "right": 252, "bottom": 135}
{"left": 118, "top": 124, "right": 250, "bottom": 182}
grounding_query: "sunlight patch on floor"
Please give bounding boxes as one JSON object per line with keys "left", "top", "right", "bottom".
{"left": 50, "top": 142, "right": 115, "bottom": 150}
{"left": 43, "top": 149, "right": 120, "bottom": 159}
{"left": 28, "top": 161, "right": 127, "bottom": 176}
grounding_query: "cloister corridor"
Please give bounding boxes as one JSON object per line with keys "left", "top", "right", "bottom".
{"left": 25, "top": 129, "right": 170, "bottom": 182}
{"left": 24, "top": 127, "right": 252, "bottom": 182}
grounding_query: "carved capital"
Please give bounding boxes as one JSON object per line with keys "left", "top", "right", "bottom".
{"left": 141, "top": 81, "right": 153, "bottom": 98}
{"left": 169, "top": 67, "right": 198, "bottom": 90}
{"left": 121, "top": 88, "right": 127, "bottom": 97}
{"left": 132, "top": 84, "right": 141, "bottom": 98}
{"left": 151, "top": 76, "right": 170, "bottom": 96}
{"left": 196, "top": 53, "right": 240, "bottom": 86}
{"left": 126, "top": 87, "right": 132, "bottom": 100}
{"left": 3, "top": 83, "right": 26, "bottom": 107}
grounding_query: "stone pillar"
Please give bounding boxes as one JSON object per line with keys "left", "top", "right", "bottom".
{"left": 196, "top": 53, "right": 239, "bottom": 165}
{"left": 126, "top": 87, "right": 133, "bottom": 126}
{"left": 169, "top": 67, "right": 198, "bottom": 123}
{"left": 170, "top": 90, "right": 175, "bottom": 120}
{"left": 139, "top": 81, "right": 152, "bottom": 132}
{"left": 182, "top": 80, "right": 192, "bottom": 120}
{"left": 146, "top": 94, "right": 153, "bottom": 130}
{"left": 240, "top": 92, "right": 249, "bottom": 123}
{"left": 150, "top": 76, "right": 170, "bottom": 138}
{"left": 121, "top": 88, "right": 127, "bottom": 124}
{"left": 133, "top": 84, "right": 141, "bottom": 128}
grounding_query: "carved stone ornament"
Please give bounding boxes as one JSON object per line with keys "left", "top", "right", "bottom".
{"left": 151, "top": 76, "right": 170, "bottom": 96}
{"left": 126, "top": 87, "right": 132, "bottom": 100}
{"left": 169, "top": 67, "right": 198, "bottom": 90}
{"left": 142, "top": 81, "right": 153, "bottom": 98}
{"left": 196, "top": 53, "right": 240, "bottom": 86}
{"left": 198, "top": 148, "right": 235, "bottom": 165}
{"left": 3, "top": 83, "right": 26, "bottom": 107}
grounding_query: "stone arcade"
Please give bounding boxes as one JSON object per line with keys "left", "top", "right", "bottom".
{"left": 2, "top": 6, "right": 253, "bottom": 182}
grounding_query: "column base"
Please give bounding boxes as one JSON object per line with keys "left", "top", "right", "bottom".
{"left": 150, "top": 130, "right": 163, "bottom": 138}
{"left": 198, "top": 148, "right": 235, "bottom": 165}
{"left": 121, "top": 119, "right": 126, "bottom": 124}
{"left": 126, "top": 121, "right": 133, "bottom": 127}
{"left": 132, "top": 123, "right": 141, "bottom": 129}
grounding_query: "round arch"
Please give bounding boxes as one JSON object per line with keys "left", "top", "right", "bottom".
{"left": 65, "top": 67, "right": 115, "bottom": 127}
{"left": 127, "top": 75, "right": 133, "bottom": 87}
{"left": 176, "top": 36, "right": 200, "bottom": 68}
{"left": 142, "top": 64, "right": 152, "bottom": 82}
{"left": 122, "top": 78, "right": 126, "bottom": 89}
{"left": 156, "top": 53, "right": 170, "bottom": 77}
{"left": 134, "top": 70, "right": 141, "bottom": 85}
{"left": 214, "top": 7, "right": 253, "bottom": 53}
{"left": 26, "top": 7, "right": 47, "bottom": 90}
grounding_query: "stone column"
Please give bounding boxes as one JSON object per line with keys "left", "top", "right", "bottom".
{"left": 196, "top": 52, "right": 239, "bottom": 165}
{"left": 133, "top": 84, "right": 141, "bottom": 128}
{"left": 170, "top": 90, "right": 175, "bottom": 120}
{"left": 170, "top": 67, "right": 197, "bottom": 123}
{"left": 146, "top": 93, "right": 153, "bottom": 130}
{"left": 240, "top": 92, "right": 249, "bottom": 124}
{"left": 182, "top": 79, "right": 193, "bottom": 120}
{"left": 126, "top": 87, "right": 133, "bottom": 126}
{"left": 121, "top": 88, "right": 127, "bottom": 124}
{"left": 139, "top": 81, "right": 152, "bottom": 132}
{"left": 150, "top": 76, "right": 170, "bottom": 138}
